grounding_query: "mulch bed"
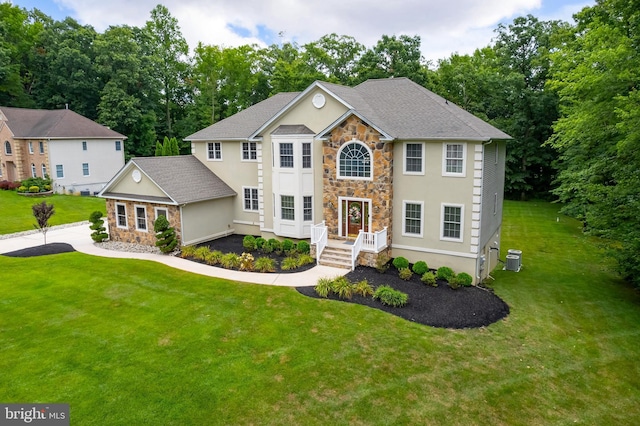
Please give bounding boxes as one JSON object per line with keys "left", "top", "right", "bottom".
{"left": 2, "top": 243, "right": 76, "bottom": 257}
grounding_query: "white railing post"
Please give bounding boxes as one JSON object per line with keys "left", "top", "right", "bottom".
{"left": 311, "top": 221, "right": 327, "bottom": 264}
{"left": 351, "top": 230, "right": 364, "bottom": 270}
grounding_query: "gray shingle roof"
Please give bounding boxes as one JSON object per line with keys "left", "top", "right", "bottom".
{"left": 129, "top": 155, "right": 236, "bottom": 204}
{"left": 0, "top": 107, "right": 126, "bottom": 139}
{"left": 271, "top": 124, "right": 314, "bottom": 135}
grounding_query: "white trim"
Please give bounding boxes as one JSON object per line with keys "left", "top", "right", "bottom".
{"left": 134, "top": 204, "right": 148, "bottom": 232}
{"left": 232, "top": 219, "right": 259, "bottom": 226}
{"left": 440, "top": 203, "right": 464, "bottom": 242}
{"left": 242, "top": 186, "right": 259, "bottom": 212}
{"left": 337, "top": 139, "right": 373, "bottom": 181}
{"left": 338, "top": 196, "right": 372, "bottom": 237}
{"left": 403, "top": 142, "right": 425, "bottom": 175}
{"left": 240, "top": 141, "right": 257, "bottom": 162}
{"left": 154, "top": 207, "right": 169, "bottom": 221}
{"left": 206, "top": 141, "right": 222, "bottom": 161}
{"left": 391, "top": 243, "right": 478, "bottom": 259}
{"left": 402, "top": 200, "right": 424, "bottom": 238}
{"left": 442, "top": 142, "right": 467, "bottom": 177}
{"left": 115, "top": 202, "right": 128, "bottom": 229}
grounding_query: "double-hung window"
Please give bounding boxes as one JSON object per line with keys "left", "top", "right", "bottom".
{"left": 281, "top": 195, "right": 294, "bottom": 220}
{"left": 208, "top": 142, "right": 222, "bottom": 160}
{"left": 135, "top": 206, "right": 147, "bottom": 231}
{"left": 242, "top": 142, "right": 257, "bottom": 160}
{"left": 115, "top": 140, "right": 122, "bottom": 151}
{"left": 302, "top": 143, "right": 311, "bottom": 168}
{"left": 82, "top": 141, "right": 87, "bottom": 151}
{"left": 56, "top": 164, "right": 64, "bottom": 178}
{"left": 31, "top": 163, "right": 36, "bottom": 178}
{"left": 28, "top": 142, "right": 34, "bottom": 154}
{"left": 243, "top": 187, "right": 259, "bottom": 211}
{"left": 82, "top": 163, "right": 90, "bottom": 176}
{"left": 403, "top": 201, "right": 423, "bottom": 237}
{"left": 303, "top": 196, "right": 312, "bottom": 221}
{"left": 443, "top": 143, "right": 466, "bottom": 176}
{"left": 442, "top": 204, "right": 463, "bottom": 241}
{"left": 39, "top": 141, "right": 44, "bottom": 154}
{"left": 280, "top": 143, "right": 294, "bottom": 168}
{"left": 116, "top": 204, "right": 127, "bottom": 228}
{"left": 405, "top": 143, "right": 424, "bottom": 174}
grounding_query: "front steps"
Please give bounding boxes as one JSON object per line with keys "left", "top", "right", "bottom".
{"left": 318, "top": 243, "right": 352, "bottom": 269}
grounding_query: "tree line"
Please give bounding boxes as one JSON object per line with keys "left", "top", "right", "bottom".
{"left": 1, "top": 1, "right": 638, "bottom": 285}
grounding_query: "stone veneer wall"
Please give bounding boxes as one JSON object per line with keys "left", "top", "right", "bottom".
{"left": 106, "top": 199, "right": 181, "bottom": 246}
{"left": 322, "top": 115, "right": 394, "bottom": 249}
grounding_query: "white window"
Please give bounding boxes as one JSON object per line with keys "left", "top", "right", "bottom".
{"left": 242, "top": 142, "right": 257, "bottom": 161}
{"left": 404, "top": 143, "right": 424, "bottom": 174}
{"left": 302, "top": 143, "right": 311, "bottom": 168}
{"left": 115, "top": 140, "right": 122, "bottom": 151}
{"left": 338, "top": 141, "right": 371, "bottom": 179}
{"left": 4, "top": 141, "right": 12, "bottom": 155}
{"left": 41, "top": 164, "right": 47, "bottom": 177}
{"left": 82, "top": 163, "right": 89, "bottom": 176}
{"left": 207, "top": 142, "right": 222, "bottom": 160}
{"left": 281, "top": 195, "right": 294, "bottom": 220}
{"left": 31, "top": 163, "right": 36, "bottom": 177}
{"left": 303, "top": 196, "right": 312, "bottom": 221}
{"left": 28, "top": 142, "right": 34, "bottom": 154}
{"left": 116, "top": 203, "right": 127, "bottom": 228}
{"left": 39, "top": 141, "right": 44, "bottom": 154}
{"left": 441, "top": 204, "right": 464, "bottom": 242}
{"left": 442, "top": 143, "right": 466, "bottom": 176}
{"left": 243, "top": 187, "right": 259, "bottom": 211}
{"left": 155, "top": 207, "right": 168, "bottom": 220}
{"left": 135, "top": 205, "right": 147, "bottom": 231}
{"left": 279, "top": 143, "right": 293, "bottom": 168}
{"left": 403, "top": 201, "right": 423, "bottom": 237}
{"left": 56, "top": 164, "right": 64, "bottom": 178}
{"left": 82, "top": 141, "right": 87, "bottom": 151}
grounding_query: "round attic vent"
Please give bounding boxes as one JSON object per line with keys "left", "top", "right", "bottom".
{"left": 132, "top": 169, "right": 141, "bottom": 183}
{"left": 312, "top": 93, "right": 326, "bottom": 109}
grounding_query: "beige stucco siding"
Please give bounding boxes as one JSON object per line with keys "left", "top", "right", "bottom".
{"left": 111, "top": 165, "right": 169, "bottom": 199}
{"left": 181, "top": 197, "right": 236, "bottom": 245}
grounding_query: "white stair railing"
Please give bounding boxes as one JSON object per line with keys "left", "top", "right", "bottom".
{"left": 311, "top": 221, "right": 327, "bottom": 264}
{"left": 351, "top": 230, "right": 364, "bottom": 270}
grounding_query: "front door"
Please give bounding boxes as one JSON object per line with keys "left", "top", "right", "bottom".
{"left": 341, "top": 199, "right": 370, "bottom": 238}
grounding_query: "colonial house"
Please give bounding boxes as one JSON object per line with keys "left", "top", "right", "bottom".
{"left": 100, "top": 78, "right": 510, "bottom": 283}
{"left": 0, "top": 107, "right": 126, "bottom": 194}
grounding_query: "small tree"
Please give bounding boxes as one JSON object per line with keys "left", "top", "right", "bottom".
{"left": 32, "top": 201, "right": 55, "bottom": 245}
{"left": 154, "top": 215, "right": 178, "bottom": 253}
{"left": 89, "top": 211, "right": 108, "bottom": 242}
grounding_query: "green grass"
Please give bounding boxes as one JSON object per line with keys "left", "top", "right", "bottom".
{"left": 1, "top": 201, "right": 639, "bottom": 424}
{"left": 0, "top": 190, "right": 106, "bottom": 234}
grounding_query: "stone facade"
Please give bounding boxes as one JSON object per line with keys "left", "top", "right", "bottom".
{"left": 322, "top": 115, "right": 394, "bottom": 248}
{"left": 106, "top": 199, "right": 182, "bottom": 246}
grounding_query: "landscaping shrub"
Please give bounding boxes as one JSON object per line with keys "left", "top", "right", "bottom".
{"left": 297, "top": 240, "right": 310, "bottom": 254}
{"left": 154, "top": 215, "right": 178, "bottom": 253}
{"left": 373, "top": 285, "right": 408, "bottom": 307}
{"left": 268, "top": 239, "right": 281, "bottom": 254}
{"left": 194, "top": 246, "right": 211, "bottom": 261}
{"left": 282, "top": 239, "right": 295, "bottom": 253}
{"left": 89, "top": 211, "right": 108, "bottom": 242}
{"left": 375, "top": 253, "right": 390, "bottom": 273}
{"left": 412, "top": 261, "right": 429, "bottom": 275}
{"left": 353, "top": 279, "right": 374, "bottom": 297}
{"left": 255, "top": 237, "right": 266, "bottom": 250}
{"left": 21, "top": 176, "right": 51, "bottom": 192}
{"left": 261, "top": 240, "right": 274, "bottom": 254}
{"left": 456, "top": 272, "right": 473, "bottom": 287}
{"left": 220, "top": 253, "right": 241, "bottom": 269}
{"left": 179, "top": 246, "right": 197, "bottom": 258}
{"left": 448, "top": 276, "right": 461, "bottom": 290}
{"left": 0, "top": 180, "right": 20, "bottom": 190}
{"left": 436, "top": 266, "right": 455, "bottom": 282}
{"left": 314, "top": 277, "right": 334, "bottom": 297}
{"left": 255, "top": 257, "right": 276, "bottom": 273}
{"left": 297, "top": 253, "right": 315, "bottom": 266}
{"left": 239, "top": 252, "right": 255, "bottom": 271}
{"left": 17, "top": 186, "right": 27, "bottom": 193}
{"left": 398, "top": 267, "right": 413, "bottom": 281}
{"left": 331, "top": 276, "right": 353, "bottom": 299}
{"left": 29, "top": 185, "right": 40, "bottom": 193}
{"left": 281, "top": 256, "right": 299, "bottom": 271}
{"left": 243, "top": 235, "right": 257, "bottom": 251}
{"left": 204, "top": 250, "right": 223, "bottom": 265}
{"left": 32, "top": 201, "right": 54, "bottom": 244}
{"left": 392, "top": 256, "right": 409, "bottom": 270}
{"left": 421, "top": 271, "right": 437, "bottom": 287}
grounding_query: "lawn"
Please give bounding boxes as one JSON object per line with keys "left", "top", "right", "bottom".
{"left": 0, "top": 190, "right": 106, "bottom": 234}
{"left": 1, "top": 201, "right": 639, "bottom": 425}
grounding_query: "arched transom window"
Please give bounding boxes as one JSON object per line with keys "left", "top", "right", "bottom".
{"left": 338, "top": 141, "right": 371, "bottom": 179}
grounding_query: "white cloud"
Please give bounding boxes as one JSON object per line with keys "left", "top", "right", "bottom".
{"left": 57, "top": 0, "right": 563, "bottom": 62}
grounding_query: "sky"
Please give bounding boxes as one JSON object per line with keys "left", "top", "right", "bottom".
{"left": 9, "top": 0, "right": 595, "bottom": 63}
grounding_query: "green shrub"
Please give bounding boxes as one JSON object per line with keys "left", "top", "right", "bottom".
{"left": 398, "top": 267, "right": 413, "bottom": 281}
{"left": 255, "top": 257, "right": 276, "bottom": 273}
{"left": 375, "top": 253, "right": 390, "bottom": 273}
{"left": 268, "top": 239, "right": 281, "bottom": 254}
{"left": 297, "top": 240, "right": 310, "bottom": 254}
{"left": 353, "top": 279, "right": 374, "bottom": 297}
{"left": 220, "top": 253, "right": 241, "bottom": 269}
{"left": 281, "top": 256, "right": 299, "bottom": 271}
{"left": 456, "top": 272, "right": 473, "bottom": 287}
{"left": 412, "top": 261, "right": 429, "bottom": 275}
{"left": 17, "top": 186, "right": 27, "bottom": 193}
{"left": 194, "top": 246, "right": 211, "bottom": 261}
{"left": 21, "top": 176, "right": 51, "bottom": 192}
{"left": 297, "top": 253, "right": 315, "bottom": 266}
{"left": 282, "top": 239, "right": 295, "bottom": 253}
{"left": 204, "top": 250, "right": 223, "bottom": 265}
{"left": 331, "top": 276, "right": 353, "bottom": 299}
{"left": 373, "top": 285, "right": 408, "bottom": 307}
{"left": 315, "top": 277, "right": 334, "bottom": 298}
{"left": 255, "top": 237, "right": 267, "bottom": 250}
{"left": 239, "top": 252, "right": 255, "bottom": 271}
{"left": 153, "top": 215, "right": 177, "bottom": 253}
{"left": 421, "top": 271, "right": 437, "bottom": 287}
{"left": 261, "top": 240, "right": 274, "bottom": 254}
{"left": 243, "top": 235, "right": 257, "bottom": 251}
{"left": 29, "top": 185, "right": 40, "bottom": 193}
{"left": 448, "top": 276, "right": 461, "bottom": 290}
{"left": 179, "top": 246, "right": 197, "bottom": 258}
{"left": 89, "top": 211, "right": 108, "bottom": 242}
{"left": 436, "top": 266, "right": 455, "bottom": 282}
{"left": 392, "top": 256, "right": 409, "bottom": 270}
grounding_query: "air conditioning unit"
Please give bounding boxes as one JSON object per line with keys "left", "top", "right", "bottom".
{"left": 505, "top": 255, "right": 520, "bottom": 272}
{"left": 507, "top": 249, "right": 522, "bottom": 270}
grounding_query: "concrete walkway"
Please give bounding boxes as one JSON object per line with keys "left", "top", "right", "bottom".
{"left": 0, "top": 223, "right": 348, "bottom": 287}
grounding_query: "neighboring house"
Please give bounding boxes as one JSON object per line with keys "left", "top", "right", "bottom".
{"left": 99, "top": 156, "right": 236, "bottom": 246}
{"left": 101, "top": 77, "right": 510, "bottom": 283}
{"left": 0, "top": 106, "right": 126, "bottom": 194}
